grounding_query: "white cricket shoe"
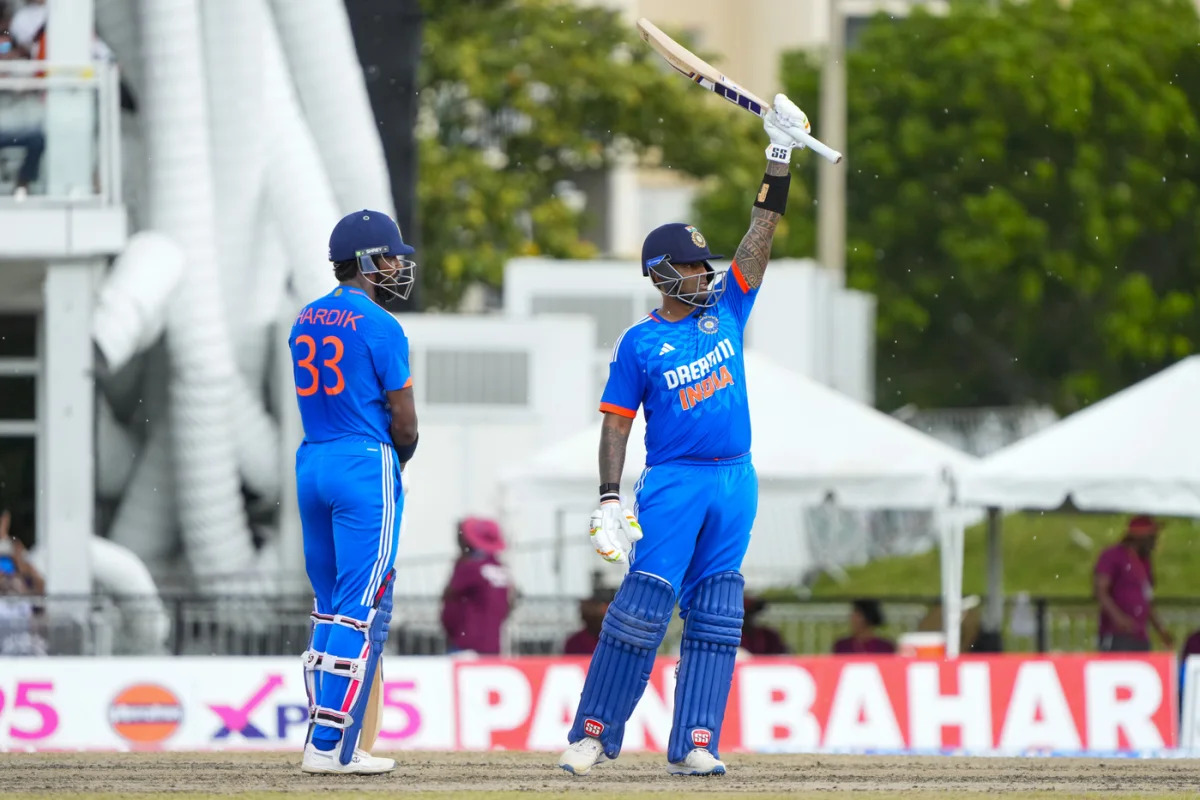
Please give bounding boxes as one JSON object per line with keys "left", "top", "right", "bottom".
{"left": 558, "top": 737, "right": 608, "bottom": 776}
{"left": 667, "top": 748, "right": 726, "bottom": 776}
{"left": 301, "top": 742, "right": 396, "bottom": 774}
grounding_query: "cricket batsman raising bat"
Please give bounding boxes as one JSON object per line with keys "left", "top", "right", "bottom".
{"left": 558, "top": 96, "right": 814, "bottom": 777}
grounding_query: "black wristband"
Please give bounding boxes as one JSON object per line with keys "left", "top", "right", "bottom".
{"left": 600, "top": 482, "right": 620, "bottom": 497}
{"left": 396, "top": 433, "right": 418, "bottom": 464}
{"left": 753, "top": 171, "right": 790, "bottom": 215}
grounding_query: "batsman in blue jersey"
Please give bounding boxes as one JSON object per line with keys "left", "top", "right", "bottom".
{"left": 290, "top": 209, "right": 419, "bottom": 775}
{"left": 559, "top": 94, "right": 814, "bottom": 777}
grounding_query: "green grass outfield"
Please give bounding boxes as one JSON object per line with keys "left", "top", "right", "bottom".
{"left": 807, "top": 512, "right": 1200, "bottom": 600}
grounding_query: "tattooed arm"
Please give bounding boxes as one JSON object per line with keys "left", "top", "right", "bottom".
{"left": 732, "top": 159, "right": 789, "bottom": 290}
{"left": 599, "top": 412, "right": 634, "bottom": 487}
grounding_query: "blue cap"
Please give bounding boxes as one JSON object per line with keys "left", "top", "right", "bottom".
{"left": 328, "top": 209, "right": 415, "bottom": 263}
{"left": 640, "top": 222, "right": 723, "bottom": 276}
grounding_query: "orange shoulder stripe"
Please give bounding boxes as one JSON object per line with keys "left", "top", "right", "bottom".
{"left": 599, "top": 402, "right": 636, "bottom": 419}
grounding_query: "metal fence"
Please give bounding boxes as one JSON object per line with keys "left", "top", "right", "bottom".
{"left": 4, "top": 593, "right": 1200, "bottom": 658}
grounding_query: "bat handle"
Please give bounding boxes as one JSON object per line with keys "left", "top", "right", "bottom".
{"left": 795, "top": 129, "right": 843, "bottom": 164}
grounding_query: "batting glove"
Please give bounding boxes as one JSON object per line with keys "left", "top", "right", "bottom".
{"left": 589, "top": 500, "right": 643, "bottom": 564}
{"left": 763, "top": 93, "right": 812, "bottom": 163}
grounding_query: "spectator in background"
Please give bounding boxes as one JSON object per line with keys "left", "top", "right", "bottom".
{"left": 440, "top": 517, "right": 512, "bottom": 655}
{"left": 6, "top": 0, "right": 43, "bottom": 58}
{"left": 563, "top": 590, "right": 613, "bottom": 656}
{"left": 0, "top": 0, "right": 44, "bottom": 199}
{"left": 740, "top": 593, "right": 788, "bottom": 655}
{"left": 0, "top": 503, "right": 47, "bottom": 656}
{"left": 833, "top": 599, "right": 896, "bottom": 655}
{"left": 1094, "top": 514, "right": 1173, "bottom": 652}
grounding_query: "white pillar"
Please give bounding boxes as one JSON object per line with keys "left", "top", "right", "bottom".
{"left": 939, "top": 507, "right": 965, "bottom": 659}
{"left": 607, "top": 153, "right": 641, "bottom": 258}
{"left": 818, "top": 0, "right": 847, "bottom": 279}
{"left": 45, "top": 0, "right": 96, "bottom": 198}
{"left": 38, "top": 264, "right": 97, "bottom": 595}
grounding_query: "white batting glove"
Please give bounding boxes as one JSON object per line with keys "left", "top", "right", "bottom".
{"left": 589, "top": 500, "right": 643, "bottom": 564}
{"left": 763, "top": 93, "right": 812, "bottom": 163}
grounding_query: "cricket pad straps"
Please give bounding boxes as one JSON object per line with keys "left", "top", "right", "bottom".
{"left": 668, "top": 571, "right": 744, "bottom": 763}
{"left": 753, "top": 171, "right": 790, "bottom": 215}
{"left": 303, "top": 569, "right": 395, "bottom": 765}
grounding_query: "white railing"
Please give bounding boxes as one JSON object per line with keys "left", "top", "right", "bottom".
{"left": 0, "top": 60, "right": 122, "bottom": 206}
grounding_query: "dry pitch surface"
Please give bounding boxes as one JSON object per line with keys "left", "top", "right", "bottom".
{"left": 2, "top": 751, "right": 1200, "bottom": 799}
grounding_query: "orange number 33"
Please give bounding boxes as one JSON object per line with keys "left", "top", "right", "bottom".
{"left": 295, "top": 335, "right": 346, "bottom": 396}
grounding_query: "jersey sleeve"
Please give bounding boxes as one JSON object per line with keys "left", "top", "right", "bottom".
{"left": 718, "top": 259, "right": 761, "bottom": 330}
{"left": 368, "top": 315, "right": 413, "bottom": 392}
{"left": 599, "top": 326, "right": 646, "bottom": 418}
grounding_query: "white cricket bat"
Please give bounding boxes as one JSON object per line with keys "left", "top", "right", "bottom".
{"left": 636, "top": 18, "right": 843, "bottom": 164}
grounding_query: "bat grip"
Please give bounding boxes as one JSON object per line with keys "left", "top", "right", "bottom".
{"left": 795, "top": 129, "right": 843, "bottom": 164}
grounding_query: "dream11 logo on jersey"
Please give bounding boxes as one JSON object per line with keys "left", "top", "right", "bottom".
{"left": 208, "top": 674, "right": 309, "bottom": 743}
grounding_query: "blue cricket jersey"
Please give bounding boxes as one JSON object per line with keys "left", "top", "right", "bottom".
{"left": 288, "top": 286, "right": 411, "bottom": 444}
{"left": 600, "top": 261, "right": 758, "bottom": 465}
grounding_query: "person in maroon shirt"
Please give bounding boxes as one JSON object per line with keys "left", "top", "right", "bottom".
{"left": 563, "top": 591, "right": 613, "bottom": 656}
{"left": 440, "top": 517, "right": 512, "bottom": 655}
{"left": 1094, "top": 514, "right": 1173, "bottom": 653}
{"left": 833, "top": 599, "right": 896, "bottom": 655}
{"left": 740, "top": 594, "right": 789, "bottom": 655}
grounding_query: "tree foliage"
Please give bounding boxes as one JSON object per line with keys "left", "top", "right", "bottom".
{"left": 700, "top": 0, "right": 1200, "bottom": 410}
{"left": 417, "top": 0, "right": 759, "bottom": 308}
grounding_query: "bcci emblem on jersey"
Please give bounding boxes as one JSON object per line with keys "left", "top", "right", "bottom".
{"left": 697, "top": 314, "right": 719, "bottom": 335}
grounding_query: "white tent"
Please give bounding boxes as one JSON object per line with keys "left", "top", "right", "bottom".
{"left": 501, "top": 351, "right": 977, "bottom": 655}
{"left": 959, "top": 357, "right": 1200, "bottom": 644}
{"left": 961, "top": 356, "right": 1200, "bottom": 515}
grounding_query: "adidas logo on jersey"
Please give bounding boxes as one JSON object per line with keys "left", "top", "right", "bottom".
{"left": 658, "top": 342, "right": 675, "bottom": 356}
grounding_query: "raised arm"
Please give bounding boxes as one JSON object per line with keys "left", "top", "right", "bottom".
{"left": 732, "top": 160, "right": 789, "bottom": 290}
{"left": 735, "top": 94, "right": 814, "bottom": 289}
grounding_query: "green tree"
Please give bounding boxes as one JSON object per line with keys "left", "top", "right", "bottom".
{"left": 417, "top": 0, "right": 759, "bottom": 308}
{"left": 700, "top": 0, "right": 1200, "bottom": 411}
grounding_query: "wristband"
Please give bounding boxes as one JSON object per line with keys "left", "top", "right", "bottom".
{"left": 754, "top": 171, "right": 791, "bottom": 215}
{"left": 765, "top": 143, "right": 792, "bottom": 164}
{"left": 396, "top": 433, "right": 418, "bottom": 464}
{"left": 600, "top": 483, "right": 620, "bottom": 495}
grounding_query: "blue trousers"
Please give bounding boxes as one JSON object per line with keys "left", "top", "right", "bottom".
{"left": 632, "top": 455, "right": 758, "bottom": 612}
{"left": 296, "top": 437, "right": 402, "bottom": 743}
{"left": 0, "top": 129, "right": 45, "bottom": 186}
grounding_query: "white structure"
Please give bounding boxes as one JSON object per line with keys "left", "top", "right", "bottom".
{"left": 962, "top": 356, "right": 1200, "bottom": 516}
{"left": 957, "top": 356, "right": 1200, "bottom": 645}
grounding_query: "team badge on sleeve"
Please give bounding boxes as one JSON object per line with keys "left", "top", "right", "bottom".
{"left": 697, "top": 315, "right": 719, "bottom": 335}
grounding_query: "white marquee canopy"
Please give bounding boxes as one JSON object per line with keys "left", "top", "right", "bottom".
{"left": 961, "top": 356, "right": 1200, "bottom": 516}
